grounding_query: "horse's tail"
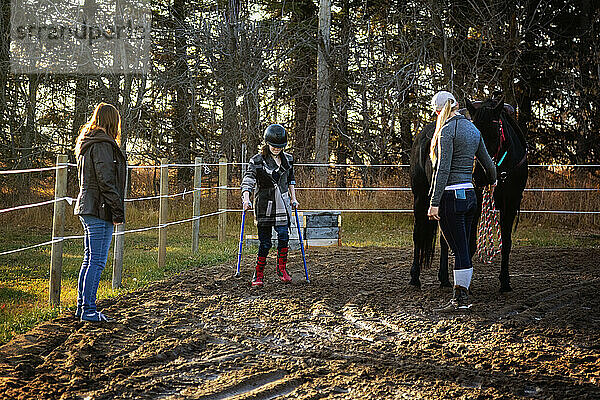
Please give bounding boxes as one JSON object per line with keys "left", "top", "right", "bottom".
{"left": 410, "top": 121, "right": 438, "bottom": 270}
{"left": 413, "top": 211, "right": 438, "bottom": 270}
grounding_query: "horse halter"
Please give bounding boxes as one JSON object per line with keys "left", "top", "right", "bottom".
{"left": 490, "top": 118, "right": 509, "bottom": 182}
{"left": 491, "top": 119, "right": 508, "bottom": 167}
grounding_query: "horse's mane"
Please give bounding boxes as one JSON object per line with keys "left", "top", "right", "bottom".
{"left": 502, "top": 111, "right": 527, "bottom": 151}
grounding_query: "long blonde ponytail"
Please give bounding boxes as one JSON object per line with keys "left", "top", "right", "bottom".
{"left": 430, "top": 99, "right": 455, "bottom": 166}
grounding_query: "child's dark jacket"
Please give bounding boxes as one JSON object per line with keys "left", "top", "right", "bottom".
{"left": 241, "top": 152, "right": 296, "bottom": 227}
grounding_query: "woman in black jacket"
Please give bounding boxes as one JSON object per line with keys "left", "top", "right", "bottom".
{"left": 241, "top": 124, "right": 299, "bottom": 287}
{"left": 73, "top": 103, "right": 127, "bottom": 322}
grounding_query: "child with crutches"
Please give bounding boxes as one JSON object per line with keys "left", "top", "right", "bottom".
{"left": 241, "top": 124, "right": 299, "bottom": 286}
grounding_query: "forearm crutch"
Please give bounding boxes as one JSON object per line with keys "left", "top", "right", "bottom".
{"left": 294, "top": 208, "right": 310, "bottom": 282}
{"left": 234, "top": 209, "right": 246, "bottom": 278}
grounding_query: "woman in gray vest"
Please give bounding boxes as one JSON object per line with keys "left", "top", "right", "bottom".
{"left": 428, "top": 91, "right": 496, "bottom": 312}
{"left": 241, "top": 124, "right": 299, "bottom": 287}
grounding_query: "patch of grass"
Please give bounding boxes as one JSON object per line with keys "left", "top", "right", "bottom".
{"left": 0, "top": 209, "right": 240, "bottom": 345}
{"left": 0, "top": 306, "right": 60, "bottom": 345}
{"left": 342, "top": 213, "right": 413, "bottom": 247}
{"left": 341, "top": 213, "right": 600, "bottom": 249}
{"left": 513, "top": 222, "right": 600, "bottom": 248}
{"left": 0, "top": 287, "right": 36, "bottom": 303}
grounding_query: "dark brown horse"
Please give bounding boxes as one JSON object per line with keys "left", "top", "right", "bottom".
{"left": 409, "top": 96, "right": 528, "bottom": 292}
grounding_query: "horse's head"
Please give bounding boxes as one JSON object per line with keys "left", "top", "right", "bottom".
{"left": 466, "top": 98, "right": 505, "bottom": 160}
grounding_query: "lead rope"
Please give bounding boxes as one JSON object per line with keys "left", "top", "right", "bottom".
{"left": 475, "top": 186, "right": 502, "bottom": 264}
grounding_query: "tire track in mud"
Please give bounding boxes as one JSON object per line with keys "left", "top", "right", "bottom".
{"left": 179, "top": 370, "right": 303, "bottom": 400}
{"left": 496, "top": 278, "right": 600, "bottom": 324}
{"left": 1, "top": 246, "right": 599, "bottom": 399}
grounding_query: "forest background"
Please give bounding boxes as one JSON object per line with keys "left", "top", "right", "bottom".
{"left": 1, "top": 0, "right": 599, "bottom": 196}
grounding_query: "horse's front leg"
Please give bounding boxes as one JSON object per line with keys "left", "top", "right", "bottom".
{"left": 438, "top": 236, "right": 451, "bottom": 287}
{"left": 410, "top": 246, "right": 422, "bottom": 287}
{"left": 499, "top": 207, "right": 518, "bottom": 293}
{"left": 410, "top": 214, "right": 425, "bottom": 287}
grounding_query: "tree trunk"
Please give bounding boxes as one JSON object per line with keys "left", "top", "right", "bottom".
{"left": 290, "top": 0, "right": 317, "bottom": 162}
{"left": 575, "top": 0, "right": 595, "bottom": 164}
{"left": 245, "top": 88, "right": 261, "bottom": 156}
{"left": 121, "top": 74, "right": 133, "bottom": 153}
{"left": 432, "top": 4, "right": 452, "bottom": 87}
{"left": 0, "top": 0, "right": 9, "bottom": 136}
{"left": 334, "top": 0, "right": 350, "bottom": 188}
{"left": 501, "top": 12, "right": 518, "bottom": 106}
{"left": 72, "top": 76, "right": 90, "bottom": 150}
{"left": 221, "top": 1, "right": 240, "bottom": 163}
{"left": 173, "top": 0, "right": 192, "bottom": 185}
{"left": 17, "top": 74, "right": 39, "bottom": 196}
{"left": 315, "top": 0, "right": 331, "bottom": 186}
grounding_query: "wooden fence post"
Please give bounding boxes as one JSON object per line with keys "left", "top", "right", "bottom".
{"left": 158, "top": 158, "right": 168, "bottom": 268}
{"left": 49, "top": 154, "right": 67, "bottom": 306}
{"left": 218, "top": 156, "right": 227, "bottom": 242}
{"left": 192, "top": 157, "right": 203, "bottom": 253}
{"left": 112, "top": 170, "right": 128, "bottom": 289}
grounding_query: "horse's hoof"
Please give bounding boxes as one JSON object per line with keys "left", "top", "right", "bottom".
{"left": 500, "top": 284, "right": 513, "bottom": 293}
{"left": 439, "top": 281, "right": 452, "bottom": 289}
{"left": 409, "top": 278, "right": 421, "bottom": 288}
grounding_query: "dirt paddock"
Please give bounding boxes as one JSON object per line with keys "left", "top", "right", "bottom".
{"left": 0, "top": 246, "right": 599, "bottom": 399}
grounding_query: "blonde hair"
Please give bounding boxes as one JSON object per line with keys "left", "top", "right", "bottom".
{"left": 75, "top": 102, "right": 121, "bottom": 156}
{"left": 430, "top": 99, "right": 458, "bottom": 166}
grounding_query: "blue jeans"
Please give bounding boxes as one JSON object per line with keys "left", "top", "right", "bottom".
{"left": 77, "top": 215, "right": 114, "bottom": 320}
{"left": 438, "top": 189, "right": 476, "bottom": 270}
{"left": 257, "top": 225, "right": 289, "bottom": 257}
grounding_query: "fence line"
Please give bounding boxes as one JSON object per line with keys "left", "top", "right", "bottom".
{"left": 529, "top": 164, "right": 600, "bottom": 167}
{"left": 223, "top": 186, "right": 600, "bottom": 192}
{"left": 0, "top": 165, "right": 67, "bottom": 175}
{"left": 520, "top": 210, "right": 600, "bottom": 214}
{"left": 524, "top": 188, "right": 600, "bottom": 192}
{"left": 2, "top": 185, "right": 597, "bottom": 216}
{"left": 222, "top": 208, "right": 600, "bottom": 215}
{"left": 0, "top": 157, "right": 224, "bottom": 303}
{"left": 0, "top": 239, "right": 61, "bottom": 256}
{"left": 124, "top": 187, "right": 220, "bottom": 203}
{"left": 1, "top": 163, "right": 598, "bottom": 175}
{"left": 231, "top": 162, "right": 600, "bottom": 168}
{"left": 128, "top": 163, "right": 216, "bottom": 170}
{"left": 158, "top": 158, "right": 168, "bottom": 268}
{"left": 0, "top": 187, "right": 222, "bottom": 214}
{"left": 0, "top": 197, "right": 74, "bottom": 214}
{"left": 49, "top": 155, "right": 68, "bottom": 304}
{"left": 218, "top": 157, "right": 228, "bottom": 241}
{"left": 122, "top": 163, "right": 600, "bottom": 169}
{"left": 0, "top": 210, "right": 226, "bottom": 257}
{"left": 223, "top": 208, "right": 413, "bottom": 213}
{"left": 2, "top": 156, "right": 600, "bottom": 305}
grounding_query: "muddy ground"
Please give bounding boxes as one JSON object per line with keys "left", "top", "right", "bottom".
{"left": 0, "top": 246, "right": 599, "bottom": 400}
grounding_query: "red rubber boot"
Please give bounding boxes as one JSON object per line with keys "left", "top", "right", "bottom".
{"left": 252, "top": 256, "right": 266, "bottom": 287}
{"left": 276, "top": 247, "right": 292, "bottom": 283}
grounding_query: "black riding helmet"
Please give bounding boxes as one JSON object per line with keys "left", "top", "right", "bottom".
{"left": 264, "top": 124, "right": 287, "bottom": 148}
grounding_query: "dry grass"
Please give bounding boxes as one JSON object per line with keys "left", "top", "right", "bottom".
{"left": 1, "top": 164, "right": 598, "bottom": 232}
